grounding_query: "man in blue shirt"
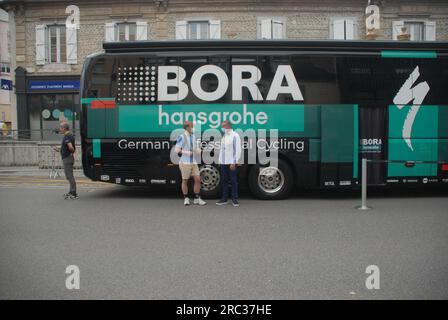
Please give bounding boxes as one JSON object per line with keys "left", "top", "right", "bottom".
{"left": 174, "top": 121, "right": 206, "bottom": 206}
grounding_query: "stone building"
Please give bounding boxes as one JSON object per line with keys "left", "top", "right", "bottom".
{"left": 0, "top": 0, "right": 447, "bottom": 141}
{"left": 0, "top": 8, "right": 12, "bottom": 134}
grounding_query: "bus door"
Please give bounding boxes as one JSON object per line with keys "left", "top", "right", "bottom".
{"left": 319, "top": 105, "right": 359, "bottom": 187}
{"left": 359, "top": 105, "right": 388, "bottom": 185}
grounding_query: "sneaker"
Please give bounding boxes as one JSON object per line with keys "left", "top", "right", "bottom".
{"left": 184, "top": 197, "right": 190, "bottom": 206}
{"left": 63, "top": 193, "right": 71, "bottom": 199}
{"left": 216, "top": 199, "right": 228, "bottom": 206}
{"left": 232, "top": 200, "right": 240, "bottom": 207}
{"left": 194, "top": 197, "right": 207, "bottom": 205}
{"left": 69, "top": 193, "right": 79, "bottom": 200}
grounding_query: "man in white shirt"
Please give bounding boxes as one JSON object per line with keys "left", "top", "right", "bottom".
{"left": 216, "top": 120, "right": 242, "bottom": 207}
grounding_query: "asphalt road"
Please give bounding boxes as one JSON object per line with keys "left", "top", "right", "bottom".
{"left": 0, "top": 177, "right": 447, "bottom": 299}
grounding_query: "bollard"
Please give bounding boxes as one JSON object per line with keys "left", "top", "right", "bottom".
{"left": 355, "top": 158, "right": 372, "bottom": 210}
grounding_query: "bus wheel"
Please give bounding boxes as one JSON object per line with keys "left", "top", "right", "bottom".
{"left": 249, "top": 160, "right": 293, "bottom": 200}
{"left": 199, "top": 165, "right": 221, "bottom": 198}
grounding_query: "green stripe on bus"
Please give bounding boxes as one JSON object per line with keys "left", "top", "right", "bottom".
{"left": 118, "top": 104, "right": 305, "bottom": 133}
{"left": 93, "top": 139, "right": 101, "bottom": 158}
{"left": 380, "top": 51, "right": 437, "bottom": 59}
{"left": 353, "top": 105, "right": 358, "bottom": 179}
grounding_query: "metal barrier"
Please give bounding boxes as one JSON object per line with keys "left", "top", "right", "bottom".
{"left": 355, "top": 158, "right": 448, "bottom": 210}
{"left": 0, "top": 129, "right": 55, "bottom": 141}
{"left": 0, "top": 129, "right": 80, "bottom": 142}
{"left": 49, "top": 146, "right": 61, "bottom": 179}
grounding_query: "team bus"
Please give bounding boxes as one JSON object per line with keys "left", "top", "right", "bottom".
{"left": 80, "top": 40, "right": 448, "bottom": 199}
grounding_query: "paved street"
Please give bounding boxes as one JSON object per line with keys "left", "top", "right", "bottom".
{"left": 0, "top": 172, "right": 447, "bottom": 299}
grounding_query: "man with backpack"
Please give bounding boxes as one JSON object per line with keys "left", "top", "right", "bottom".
{"left": 174, "top": 121, "right": 206, "bottom": 206}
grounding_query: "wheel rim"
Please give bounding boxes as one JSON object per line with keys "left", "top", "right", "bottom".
{"left": 258, "top": 166, "right": 285, "bottom": 194}
{"left": 200, "top": 165, "right": 220, "bottom": 192}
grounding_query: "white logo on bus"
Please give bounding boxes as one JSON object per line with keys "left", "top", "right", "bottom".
{"left": 157, "top": 65, "right": 304, "bottom": 102}
{"left": 393, "top": 66, "right": 429, "bottom": 151}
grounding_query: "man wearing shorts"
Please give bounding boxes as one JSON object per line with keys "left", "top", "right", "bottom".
{"left": 174, "top": 121, "right": 206, "bottom": 206}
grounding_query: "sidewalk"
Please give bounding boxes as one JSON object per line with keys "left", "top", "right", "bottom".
{"left": 0, "top": 166, "right": 85, "bottom": 178}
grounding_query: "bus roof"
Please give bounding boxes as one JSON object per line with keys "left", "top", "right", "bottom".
{"left": 103, "top": 40, "right": 448, "bottom": 55}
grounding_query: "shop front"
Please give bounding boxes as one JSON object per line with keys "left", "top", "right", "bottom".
{"left": 15, "top": 67, "right": 80, "bottom": 141}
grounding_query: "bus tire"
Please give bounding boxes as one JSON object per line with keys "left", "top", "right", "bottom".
{"left": 248, "top": 159, "right": 293, "bottom": 200}
{"left": 199, "top": 165, "right": 222, "bottom": 199}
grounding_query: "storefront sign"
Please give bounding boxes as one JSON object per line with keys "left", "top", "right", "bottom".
{"left": 1, "top": 79, "right": 12, "bottom": 91}
{"left": 28, "top": 80, "right": 80, "bottom": 91}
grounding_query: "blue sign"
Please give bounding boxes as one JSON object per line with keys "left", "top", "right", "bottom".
{"left": 1, "top": 79, "right": 12, "bottom": 91}
{"left": 28, "top": 80, "right": 80, "bottom": 91}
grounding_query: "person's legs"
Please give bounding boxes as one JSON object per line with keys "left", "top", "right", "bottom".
{"left": 216, "top": 165, "right": 229, "bottom": 205}
{"left": 180, "top": 164, "right": 193, "bottom": 196}
{"left": 62, "top": 158, "right": 70, "bottom": 196}
{"left": 192, "top": 172, "right": 206, "bottom": 205}
{"left": 192, "top": 165, "right": 201, "bottom": 195}
{"left": 193, "top": 175, "right": 201, "bottom": 194}
{"left": 181, "top": 179, "right": 189, "bottom": 196}
{"left": 63, "top": 156, "right": 76, "bottom": 196}
{"left": 229, "top": 167, "right": 238, "bottom": 202}
{"left": 180, "top": 164, "right": 194, "bottom": 205}
{"left": 220, "top": 165, "right": 229, "bottom": 201}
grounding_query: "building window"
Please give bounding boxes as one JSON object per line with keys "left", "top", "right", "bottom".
{"left": 188, "top": 21, "right": 209, "bottom": 40}
{"left": 176, "top": 20, "right": 221, "bottom": 40}
{"left": 35, "top": 24, "right": 77, "bottom": 65}
{"left": 404, "top": 22, "right": 424, "bottom": 41}
{"left": 48, "top": 25, "right": 66, "bottom": 63}
{"left": 116, "top": 22, "right": 137, "bottom": 41}
{"left": 104, "top": 21, "right": 148, "bottom": 42}
{"left": 258, "top": 18, "right": 286, "bottom": 39}
{"left": 393, "top": 20, "right": 436, "bottom": 41}
{"left": 331, "top": 18, "right": 356, "bottom": 40}
{"left": 0, "top": 63, "right": 11, "bottom": 74}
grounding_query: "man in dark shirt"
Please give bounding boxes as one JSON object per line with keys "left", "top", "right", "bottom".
{"left": 55, "top": 121, "right": 77, "bottom": 199}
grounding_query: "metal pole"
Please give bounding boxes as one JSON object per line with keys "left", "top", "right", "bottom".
{"left": 356, "top": 158, "right": 372, "bottom": 210}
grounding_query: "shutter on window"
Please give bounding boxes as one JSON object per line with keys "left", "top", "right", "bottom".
{"left": 136, "top": 21, "right": 148, "bottom": 40}
{"left": 272, "top": 20, "right": 284, "bottom": 39}
{"left": 35, "top": 24, "right": 46, "bottom": 65}
{"left": 392, "top": 20, "right": 405, "bottom": 40}
{"left": 209, "top": 20, "right": 221, "bottom": 39}
{"left": 345, "top": 20, "right": 355, "bottom": 40}
{"left": 176, "top": 20, "right": 187, "bottom": 40}
{"left": 105, "top": 22, "right": 116, "bottom": 42}
{"left": 66, "top": 27, "right": 77, "bottom": 64}
{"left": 333, "top": 19, "right": 345, "bottom": 39}
{"left": 260, "top": 19, "right": 272, "bottom": 39}
{"left": 425, "top": 21, "right": 436, "bottom": 41}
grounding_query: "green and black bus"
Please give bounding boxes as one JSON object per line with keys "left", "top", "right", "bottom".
{"left": 80, "top": 40, "right": 448, "bottom": 199}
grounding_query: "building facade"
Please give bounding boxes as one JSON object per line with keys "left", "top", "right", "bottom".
{"left": 1, "top": 0, "right": 447, "bottom": 141}
{"left": 0, "top": 8, "right": 12, "bottom": 135}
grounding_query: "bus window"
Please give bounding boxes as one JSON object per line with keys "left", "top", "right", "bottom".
{"left": 290, "top": 55, "right": 338, "bottom": 105}
{"left": 116, "top": 55, "right": 164, "bottom": 105}
{"left": 258, "top": 55, "right": 292, "bottom": 104}
{"left": 230, "top": 56, "right": 260, "bottom": 103}
{"left": 179, "top": 55, "right": 231, "bottom": 104}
